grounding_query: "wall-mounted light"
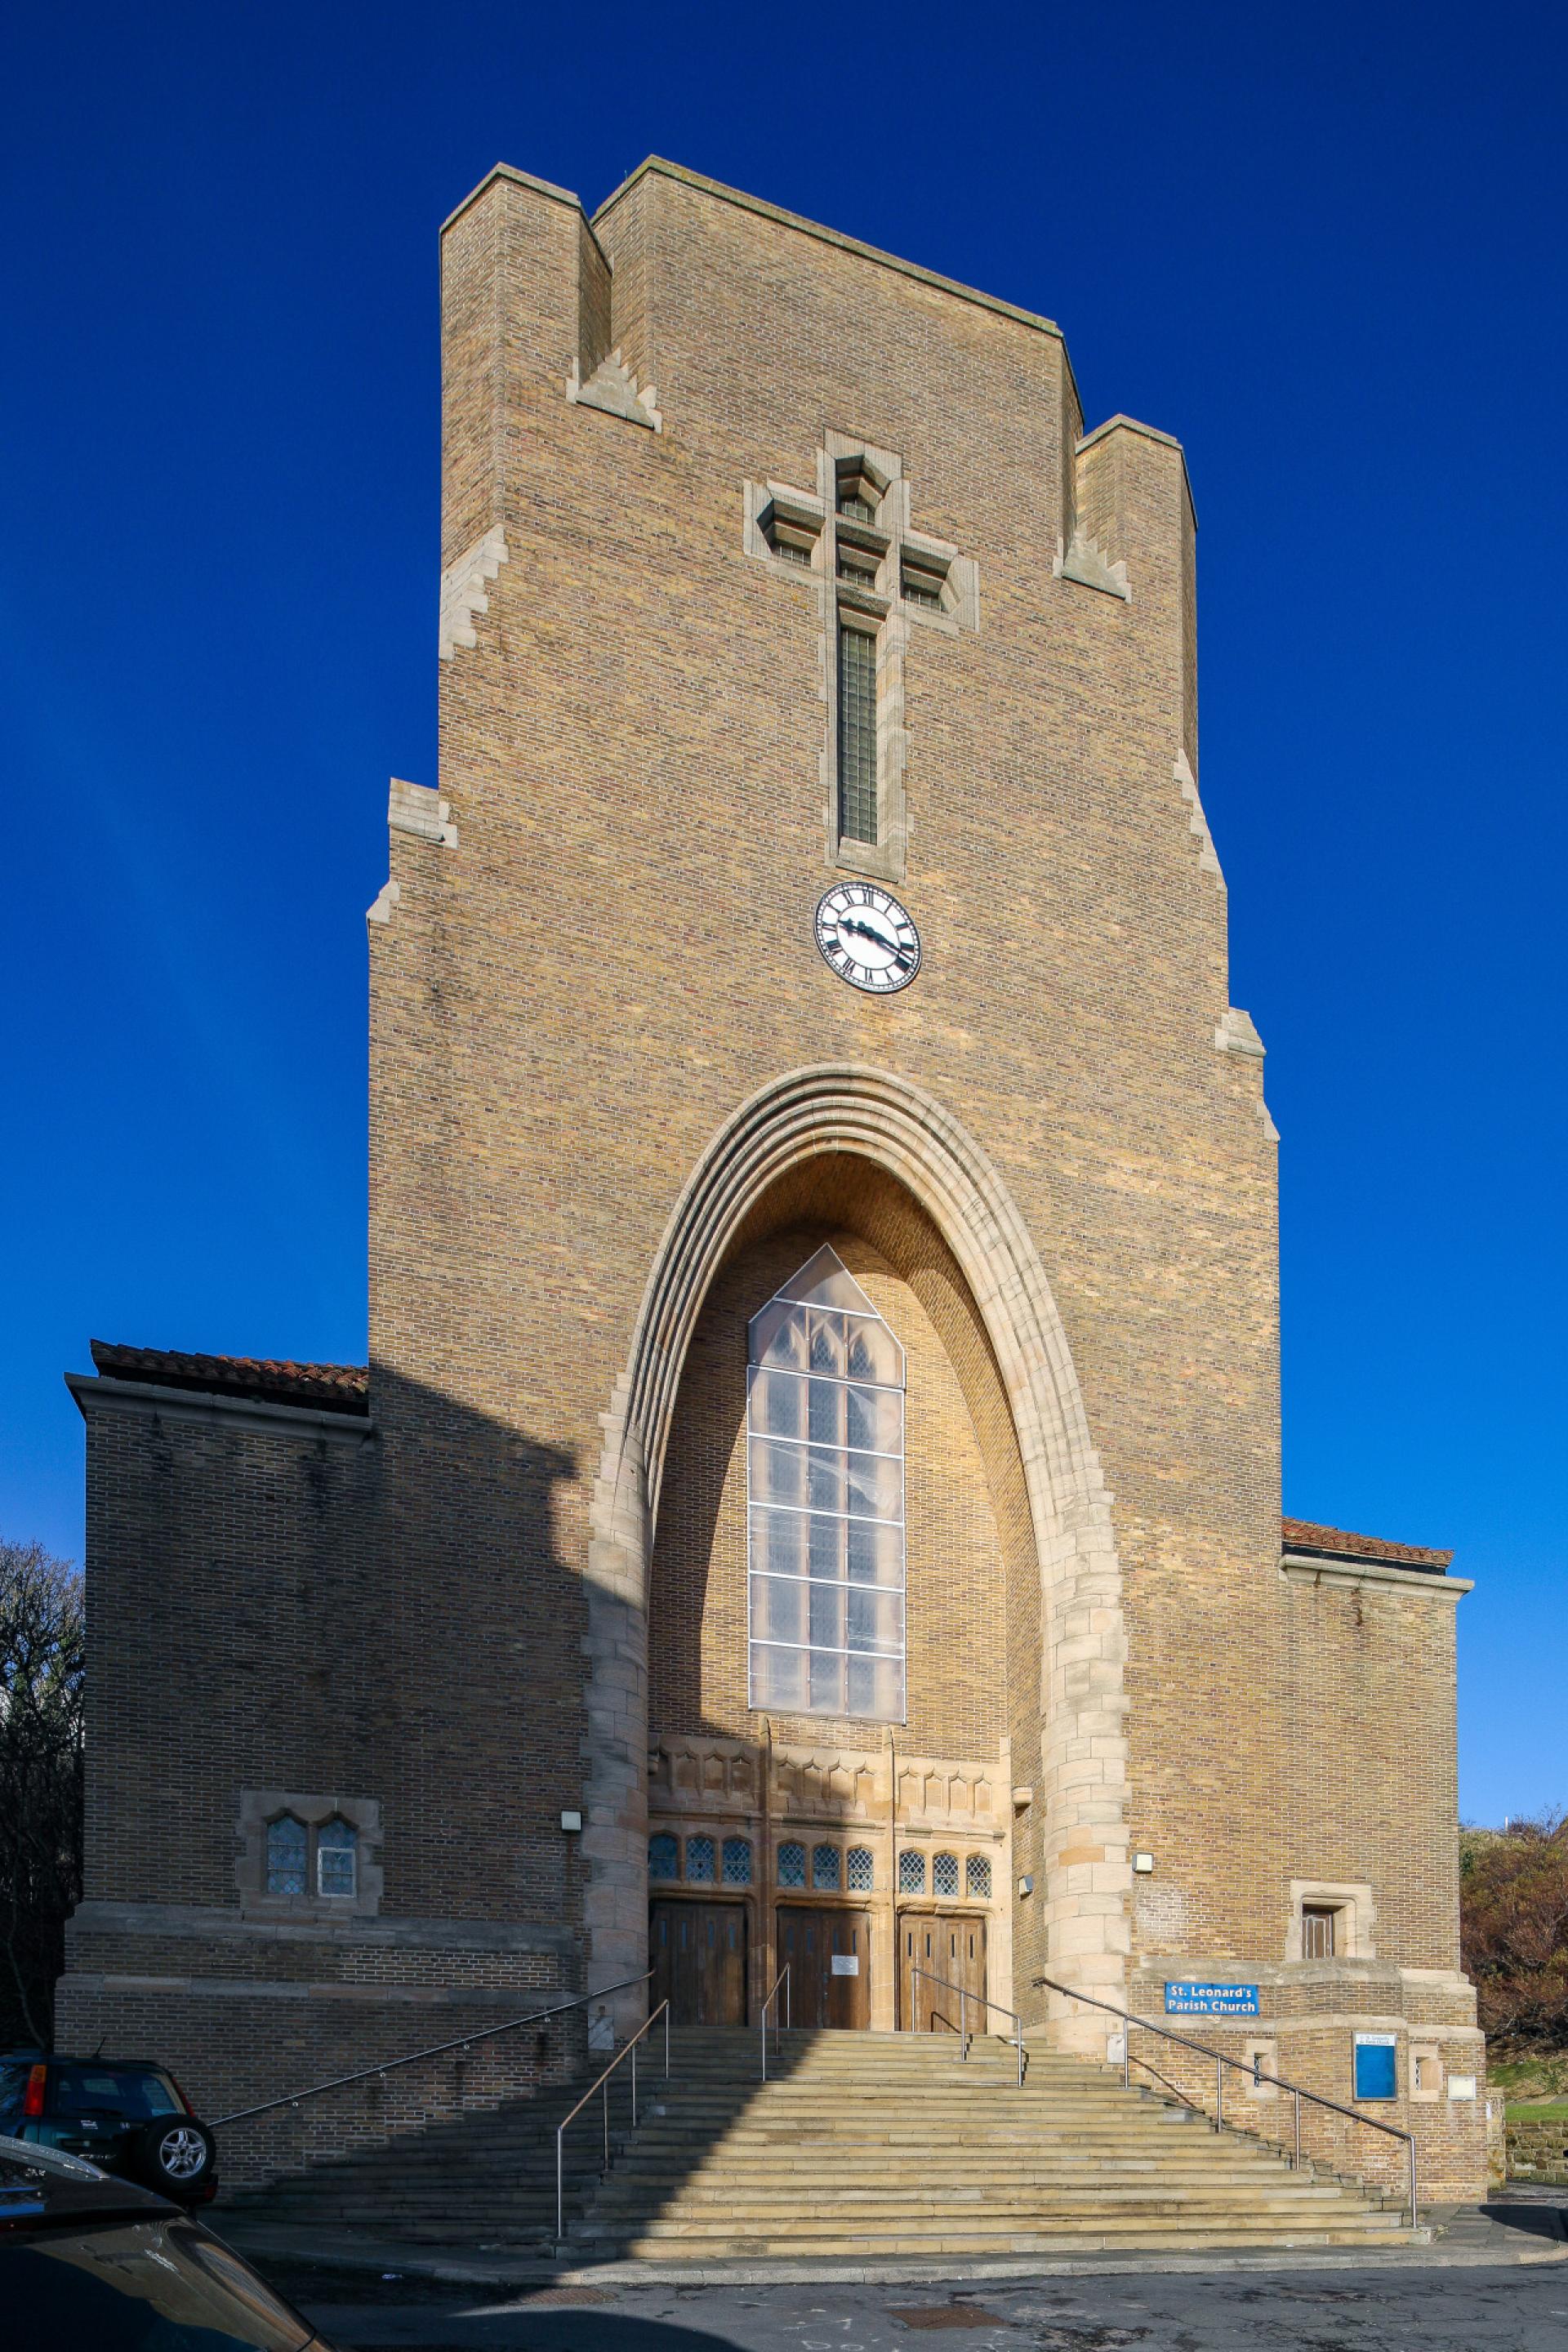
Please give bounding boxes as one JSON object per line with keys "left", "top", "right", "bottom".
{"left": 1017, "top": 1873, "right": 1034, "bottom": 1897}
{"left": 1132, "top": 1851, "right": 1155, "bottom": 1874}
{"left": 560, "top": 1810, "right": 583, "bottom": 1833}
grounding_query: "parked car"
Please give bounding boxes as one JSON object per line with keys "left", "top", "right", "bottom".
{"left": 0, "top": 2051, "right": 218, "bottom": 2203}
{"left": 0, "top": 2133, "right": 338, "bottom": 2346}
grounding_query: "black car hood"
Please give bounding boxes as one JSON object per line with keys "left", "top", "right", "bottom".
{"left": 0, "top": 2134, "right": 172, "bottom": 2229}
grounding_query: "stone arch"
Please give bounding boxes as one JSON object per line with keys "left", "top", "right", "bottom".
{"left": 584, "top": 1065, "right": 1128, "bottom": 2045}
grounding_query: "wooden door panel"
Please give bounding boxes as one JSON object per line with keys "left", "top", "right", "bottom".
{"left": 649, "top": 1900, "right": 747, "bottom": 2028}
{"left": 900, "top": 1911, "right": 987, "bottom": 2034}
{"left": 776, "top": 1906, "right": 873, "bottom": 2029}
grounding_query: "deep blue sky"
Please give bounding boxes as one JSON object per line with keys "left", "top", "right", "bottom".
{"left": 2, "top": 3, "right": 1562, "bottom": 1823}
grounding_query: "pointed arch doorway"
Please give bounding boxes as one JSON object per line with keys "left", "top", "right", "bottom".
{"left": 586, "top": 1067, "right": 1130, "bottom": 2056}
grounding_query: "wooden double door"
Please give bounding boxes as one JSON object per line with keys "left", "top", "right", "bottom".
{"left": 649, "top": 1900, "right": 748, "bottom": 2027}
{"left": 900, "top": 1912, "right": 987, "bottom": 2034}
{"left": 774, "top": 1905, "right": 873, "bottom": 2030}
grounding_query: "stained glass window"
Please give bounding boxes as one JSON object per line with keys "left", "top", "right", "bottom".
{"left": 933, "top": 1852, "right": 960, "bottom": 1899}
{"left": 965, "top": 1853, "right": 992, "bottom": 1900}
{"left": 847, "top": 1846, "right": 875, "bottom": 1892}
{"left": 317, "top": 1817, "right": 358, "bottom": 1900}
{"left": 648, "top": 1833, "right": 679, "bottom": 1882}
{"left": 265, "top": 1815, "right": 306, "bottom": 1897}
{"left": 898, "top": 1848, "right": 926, "bottom": 1895}
{"left": 747, "top": 1245, "right": 906, "bottom": 1722}
{"left": 777, "top": 1840, "right": 807, "bottom": 1888}
{"left": 686, "top": 1835, "right": 715, "bottom": 1884}
{"left": 722, "top": 1838, "right": 753, "bottom": 1886}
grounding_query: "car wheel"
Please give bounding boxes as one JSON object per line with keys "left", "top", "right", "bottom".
{"left": 131, "top": 2118, "right": 215, "bottom": 2196}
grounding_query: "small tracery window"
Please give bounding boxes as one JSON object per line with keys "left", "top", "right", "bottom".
{"left": 933, "top": 1852, "right": 960, "bottom": 1899}
{"left": 747, "top": 1245, "right": 906, "bottom": 1722}
{"left": 648, "top": 1833, "right": 679, "bottom": 1882}
{"left": 777, "top": 1840, "right": 807, "bottom": 1888}
{"left": 317, "top": 1817, "right": 358, "bottom": 1900}
{"left": 722, "top": 1838, "right": 753, "bottom": 1886}
{"left": 812, "top": 1843, "right": 841, "bottom": 1891}
{"left": 266, "top": 1815, "right": 307, "bottom": 1897}
{"left": 965, "top": 1853, "right": 992, "bottom": 1900}
{"left": 686, "top": 1835, "right": 716, "bottom": 1884}
{"left": 847, "top": 1846, "right": 875, "bottom": 1892}
{"left": 898, "top": 1849, "right": 926, "bottom": 1895}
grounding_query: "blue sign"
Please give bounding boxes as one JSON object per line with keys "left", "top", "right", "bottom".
{"left": 1353, "top": 2033, "right": 1398, "bottom": 2101}
{"left": 1165, "top": 1980, "right": 1260, "bottom": 2016}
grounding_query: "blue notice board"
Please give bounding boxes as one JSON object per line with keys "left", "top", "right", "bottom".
{"left": 1354, "top": 2034, "right": 1398, "bottom": 2101}
{"left": 1164, "top": 1981, "right": 1260, "bottom": 2016}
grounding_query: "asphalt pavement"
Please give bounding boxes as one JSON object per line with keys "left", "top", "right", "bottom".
{"left": 289, "top": 2252, "right": 1568, "bottom": 2352}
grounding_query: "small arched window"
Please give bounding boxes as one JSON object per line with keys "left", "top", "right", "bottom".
{"left": 777, "top": 1840, "right": 807, "bottom": 1888}
{"left": 318, "top": 1818, "right": 358, "bottom": 1900}
{"left": 811, "top": 1843, "right": 840, "bottom": 1891}
{"left": 747, "top": 1245, "right": 906, "bottom": 1723}
{"left": 648, "top": 1833, "right": 679, "bottom": 1882}
{"left": 898, "top": 1849, "right": 926, "bottom": 1895}
{"left": 965, "top": 1853, "right": 992, "bottom": 1900}
{"left": 686, "top": 1835, "right": 715, "bottom": 1884}
{"left": 266, "top": 1815, "right": 307, "bottom": 1897}
{"left": 933, "top": 1852, "right": 960, "bottom": 1899}
{"left": 721, "top": 1838, "right": 753, "bottom": 1886}
{"left": 847, "top": 1846, "right": 875, "bottom": 1892}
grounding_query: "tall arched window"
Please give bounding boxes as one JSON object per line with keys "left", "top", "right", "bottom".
{"left": 265, "top": 1815, "right": 307, "bottom": 1897}
{"left": 317, "top": 1817, "right": 359, "bottom": 1900}
{"left": 746, "top": 1245, "right": 906, "bottom": 1722}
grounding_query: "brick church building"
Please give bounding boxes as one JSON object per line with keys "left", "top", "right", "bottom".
{"left": 63, "top": 158, "right": 1486, "bottom": 2203}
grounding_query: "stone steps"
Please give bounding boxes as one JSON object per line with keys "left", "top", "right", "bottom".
{"left": 227, "top": 2026, "right": 1412, "bottom": 2257}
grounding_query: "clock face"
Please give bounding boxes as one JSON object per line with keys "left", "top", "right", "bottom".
{"left": 814, "top": 884, "right": 922, "bottom": 994}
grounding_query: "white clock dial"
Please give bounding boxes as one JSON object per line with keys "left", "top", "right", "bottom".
{"left": 814, "top": 884, "right": 922, "bottom": 994}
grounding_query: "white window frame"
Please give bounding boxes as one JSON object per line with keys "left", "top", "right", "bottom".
{"left": 745, "top": 1245, "right": 907, "bottom": 1724}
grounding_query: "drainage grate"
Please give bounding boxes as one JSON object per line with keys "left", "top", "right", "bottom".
{"left": 887, "top": 2307, "right": 1009, "bottom": 2332}
{"left": 511, "top": 2287, "right": 617, "bottom": 2306}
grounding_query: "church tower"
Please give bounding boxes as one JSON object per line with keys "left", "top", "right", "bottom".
{"left": 64, "top": 160, "right": 1485, "bottom": 2207}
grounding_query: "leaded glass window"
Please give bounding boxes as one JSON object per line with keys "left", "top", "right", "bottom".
{"left": 747, "top": 1245, "right": 906, "bottom": 1723}
{"left": 966, "top": 1853, "right": 992, "bottom": 1900}
{"left": 898, "top": 1848, "right": 926, "bottom": 1895}
{"left": 933, "top": 1851, "right": 960, "bottom": 1899}
{"left": 777, "top": 1839, "right": 807, "bottom": 1888}
{"left": 811, "top": 1843, "right": 840, "bottom": 1891}
{"left": 847, "top": 1846, "right": 875, "bottom": 1892}
{"left": 721, "top": 1838, "right": 753, "bottom": 1886}
{"left": 648, "top": 1833, "right": 679, "bottom": 1882}
{"left": 836, "top": 622, "right": 879, "bottom": 844}
{"left": 686, "top": 1834, "right": 715, "bottom": 1884}
{"left": 317, "top": 1817, "right": 358, "bottom": 1900}
{"left": 266, "top": 1815, "right": 306, "bottom": 1897}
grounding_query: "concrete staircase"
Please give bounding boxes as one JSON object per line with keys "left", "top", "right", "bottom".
{"left": 220, "top": 2063, "right": 615, "bottom": 2248}
{"left": 224, "top": 2027, "right": 1414, "bottom": 2261}
{"left": 573, "top": 2029, "right": 1412, "bottom": 2260}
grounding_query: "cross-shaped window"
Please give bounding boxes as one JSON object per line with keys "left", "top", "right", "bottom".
{"left": 745, "top": 434, "right": 978, "bottom": 883}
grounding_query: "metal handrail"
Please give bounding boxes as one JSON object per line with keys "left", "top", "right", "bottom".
{"left": 1035, "top": 1972, "right": 1419, "bottom": 2231}
{"left": 555, "top": 1998, "right": 670, "bottom": 2243}
{"left": 760, "top": 1964, "right": 791, "bottom": 2079}
{"left": 213, "top": 1968, "right": 654, "bottom": 2129}
{"left": 909, "top": 1964, "right": 1025, "bottom": 2088}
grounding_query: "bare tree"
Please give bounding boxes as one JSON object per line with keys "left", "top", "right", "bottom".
{"left": 0, "top": 1539, "right": 85, "bottom": 2047}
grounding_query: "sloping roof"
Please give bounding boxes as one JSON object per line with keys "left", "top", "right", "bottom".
{"left": 1281, "top": 1517, "right": 1452, "bottom": 1574}
{"left": 90, "top": 1342, "right": 369, "bottom": 1416}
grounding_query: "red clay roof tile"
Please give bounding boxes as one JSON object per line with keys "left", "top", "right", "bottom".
{"left": 1281, "top": 1516, "right": 1451, "bottom": 1572}
{"left": 90, "top": 1342, "right": 368, "bottom": 1415}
